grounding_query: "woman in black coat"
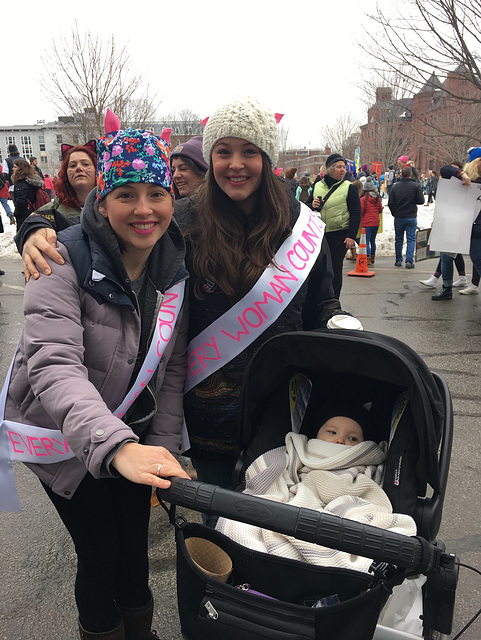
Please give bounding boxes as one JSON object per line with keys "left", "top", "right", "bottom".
{"left": 12, "top": 158, "right": 44, "bottom": 226}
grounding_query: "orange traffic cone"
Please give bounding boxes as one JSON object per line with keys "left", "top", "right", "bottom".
{"left": 347, "top": 228, "right": 375, "bottom": 277}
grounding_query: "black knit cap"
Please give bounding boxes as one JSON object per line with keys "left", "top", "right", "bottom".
{"left": 325, "top": 153, "right": 346, "bottom": 169}
{"left": 314, "top": 401, "right": 376, "bottom": 442}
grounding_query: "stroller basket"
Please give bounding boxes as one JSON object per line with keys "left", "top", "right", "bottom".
{"left": 159, "top": 479, "right": 458, "bottom": 640}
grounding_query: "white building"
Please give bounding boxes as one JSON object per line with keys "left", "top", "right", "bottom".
{"left": 1, "top": 116, "right": 204, "bottom": 178}
{"left": 0, "top": 120, "right": 70, "bottom": 177}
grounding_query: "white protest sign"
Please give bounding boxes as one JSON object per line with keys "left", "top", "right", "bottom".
{"left": 429, "top": 177, "right": 481, "bottom": 254}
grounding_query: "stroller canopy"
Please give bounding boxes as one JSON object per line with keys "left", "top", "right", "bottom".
{"left": 238, "top": 329, "right": 445, "bottom": 496}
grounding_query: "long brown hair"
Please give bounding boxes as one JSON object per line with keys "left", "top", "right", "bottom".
{"left": 54, "top": 145, "right": 97, "bottom": 210}
{"left": 171, "top": 154, "right": 206, "bottom": 199}
{"left": 12, "top": 158, "right": 36, "bottom": 183}
{"left": 186, "top": 153, "right": 292, "bottom": 300}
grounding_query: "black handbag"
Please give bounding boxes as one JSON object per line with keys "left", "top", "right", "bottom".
{"left": 175, "top": 519, "right": 398, "bottom": 640}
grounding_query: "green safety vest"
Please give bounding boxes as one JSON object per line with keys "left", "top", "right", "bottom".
{"left": 313, "top": 179, "right": 351, "bottom": 232}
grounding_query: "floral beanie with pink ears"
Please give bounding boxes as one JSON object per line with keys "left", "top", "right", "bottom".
{"left": 96, "top": 108, "right": 173, "bottom": 201}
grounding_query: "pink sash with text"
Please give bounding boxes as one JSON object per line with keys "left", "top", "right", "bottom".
{"left": 184, "top": 204, "right": 325, "bottom": 393}
{"left": 0, "top": 281, "right": 185, "bottom": 511}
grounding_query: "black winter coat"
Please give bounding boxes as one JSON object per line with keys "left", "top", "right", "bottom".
{"left": 174, "top": 193, "right": 344, "bottom": 459}
{"left": 388, "top": 178, "right": 424, "bottom": 218}
{"left": 13, "top": 175, "right": 44, "bottom": 226}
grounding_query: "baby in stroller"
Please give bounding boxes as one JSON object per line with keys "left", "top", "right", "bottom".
{"left": 216, "top": 401, "right": 417, "bottom": 573}
{"left": 314, "top": 403, "right": 373, "bottom": 445}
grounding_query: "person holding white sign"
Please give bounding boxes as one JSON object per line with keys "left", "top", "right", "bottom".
{"left": 2, "top": 112, "right": 190, "bottom": 640}
{"left": 175, "top": 96, "right": 353, "bottom": 490}
{"left": 434, "top": 148, "right": 481, "bottom": 300}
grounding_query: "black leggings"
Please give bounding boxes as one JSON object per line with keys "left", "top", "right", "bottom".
{"left": 434, "top": 254, "right": 465, "bottom": 277}
{"left": 325, "top": 229, "right": 349, "bottom": 299}
{"left": 42, "top": 473, "right": 152, "bottom": 632}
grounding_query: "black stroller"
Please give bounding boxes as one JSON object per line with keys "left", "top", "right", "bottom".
{"left": 158, "top": 330, "right": 458, "bottom": 640}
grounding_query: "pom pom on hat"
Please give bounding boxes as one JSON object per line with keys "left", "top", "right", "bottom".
{"left": 468, "top": 147, "right": 481, "bottom": 163}
{"left": 363, "top": 176, "right": 376, "bottom": 191}
{"left": 202, "top": 96, "right": 281, "bottom": 167}
{"left": 171, "top": 136, "right": 208, "bottom": 173}
{"left": 96, "top": 111, "right": 172, "bottom": 201}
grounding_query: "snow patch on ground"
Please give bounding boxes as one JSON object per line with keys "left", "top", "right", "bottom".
{"left": 0, "top": 202, "right": 20, "bottom": 258}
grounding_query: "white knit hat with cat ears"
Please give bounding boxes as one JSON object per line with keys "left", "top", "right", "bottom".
{"left": 202, "top": 97, "right": 283, "bottom": 167}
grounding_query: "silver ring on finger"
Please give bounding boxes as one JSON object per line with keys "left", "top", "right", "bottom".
{"left": 156, "top": 464, "right": 163, "bottom": 477}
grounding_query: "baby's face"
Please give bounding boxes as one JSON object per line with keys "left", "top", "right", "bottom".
{"left": 316, "top": 416, "right": 364, "bottom": 446}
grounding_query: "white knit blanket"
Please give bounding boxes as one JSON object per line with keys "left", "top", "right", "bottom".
{"left": 216, "top": 433, "right": 417, "bottom": 573}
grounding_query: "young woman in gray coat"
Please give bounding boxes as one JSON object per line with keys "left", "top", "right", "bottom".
{"left": 4, "top": 114, "right": 189, "bottom": 640}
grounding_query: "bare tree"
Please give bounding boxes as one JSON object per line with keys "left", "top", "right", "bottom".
{"left": 362, "top": 0, "right": 481, "bottom": 98}
{"left": 277, "top": 123, "right": 291, "bottom": 155}
{"left": 420, "top": 100, "right": 481, "bottom": 165}
{"left": 360, "top": 0, "right": 481, "bottom": 147}
{"left": 321, "top": 114, "right": 360, "bottom": 157}
{"left": 161, "top": 109, "right": 201, "bottom": 123}
{"left": 158, "top": 109, "right": 203, "bottom": 137}
{"left": 360, "top": 67, "right": 418, "bottom": 110}
{"left": 42, "top": 23, "right": 158, "bottom": 141}
{"left": 359, "top": 80, "right": 415, "bottom": 168}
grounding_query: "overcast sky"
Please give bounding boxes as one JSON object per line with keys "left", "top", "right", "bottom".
{"left": 3, "top": 0, "right": 381, "bottom": 148}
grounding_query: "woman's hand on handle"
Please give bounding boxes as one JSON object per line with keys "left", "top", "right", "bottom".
{"left": 22, "top": 228, "right": 63, "bottom": 281}
{"left": 111, "top": 442, "right": 191, "bottom": 489}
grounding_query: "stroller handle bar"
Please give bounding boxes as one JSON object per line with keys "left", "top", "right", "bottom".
{"left": 159, "top": 478, "right": 453, "bottom": 576}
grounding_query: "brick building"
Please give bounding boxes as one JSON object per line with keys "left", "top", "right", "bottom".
{"left": 360, "top": 87, "right": 413, "bottom": 174}
{"left": 360, "top": 66, "right": 481, "bottom": 175}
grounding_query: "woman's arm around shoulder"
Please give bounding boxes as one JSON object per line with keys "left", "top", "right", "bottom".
{"left": 440, "top": 164, "right": 471, "bottom": 186}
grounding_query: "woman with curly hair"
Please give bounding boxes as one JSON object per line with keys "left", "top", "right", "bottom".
{"left": 12, "top": 158, "right": 45, "bottom": 227}
{"left": 15, "top": 143, "right": 97, "bottom": 279}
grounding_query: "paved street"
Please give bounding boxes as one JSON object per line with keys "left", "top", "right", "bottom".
{"left": 0, "top": 254, "right": 480, "bottom": 640}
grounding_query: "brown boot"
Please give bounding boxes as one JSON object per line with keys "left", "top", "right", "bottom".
{"left": 346, "top": 246, "right": 357, "bottom": 260}
{"left": 370, "top": 255, "right": 375, "bottom": 264}
{"left": 78, "top": 619, "right": 125, "bottom": 640}
{"left": 118, "top": 597, "right": 159, "bottom": 640}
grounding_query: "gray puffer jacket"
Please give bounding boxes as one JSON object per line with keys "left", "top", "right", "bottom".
{"left": 6, "top": 189, "right": 189, "bottom": 499}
